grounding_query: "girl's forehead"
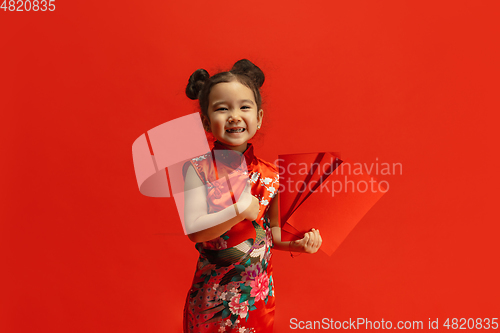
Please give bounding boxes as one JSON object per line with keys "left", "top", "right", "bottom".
{"left": 209, "top": 81, "right": 255, "bottom": 103}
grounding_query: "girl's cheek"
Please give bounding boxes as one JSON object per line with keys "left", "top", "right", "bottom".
{"left": 213, "top": 124, "right": 224, "bottom": 134}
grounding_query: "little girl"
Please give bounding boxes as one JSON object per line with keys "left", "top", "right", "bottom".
{"left": 182, "top": 59, "right": 322, "bottom": 332}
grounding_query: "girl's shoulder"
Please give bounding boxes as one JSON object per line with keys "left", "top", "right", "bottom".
{"left": 253, "top": 156, "right": 279, "bottom": 178}
{"left": 182, "top": 151, "right": 213, "bottom": 183}
{"left": 183, "top": 151, "right": 280, "bottom": 183}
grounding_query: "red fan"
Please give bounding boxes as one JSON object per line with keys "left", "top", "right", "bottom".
{"left": 278, "top": 153, "right": 387, "bottom": 256}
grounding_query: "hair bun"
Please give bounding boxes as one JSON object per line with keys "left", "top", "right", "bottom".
{"left": 231, "top": 59, "right": 265, "bottom": 88}
{"left": 185, "top": 69, "right": 210, "bottom": 100}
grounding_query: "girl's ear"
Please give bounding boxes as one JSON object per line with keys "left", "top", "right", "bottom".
{"left": 257, "top": 109, "right": 264, "bottom": 128}
{"left": 201, "top": 114, "right": 212, "bottom": 132}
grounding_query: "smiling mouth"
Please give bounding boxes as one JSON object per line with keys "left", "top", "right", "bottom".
{"left": 226, "top": 128, "right": 245, "bottom": 133}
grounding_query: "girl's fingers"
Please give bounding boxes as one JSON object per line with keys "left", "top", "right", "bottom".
{"left": 309, "top": 232, "right": 316, "bottom": 248}
{"left": 312, "top": 228, "right": 321, "bottom": 246}
{"left": 310, "top": 230, "right": 321, "bottom": 252}
{"left": 307, "top": 231, "right": 314, "bottom": 248}
{"left": 313, "top": 230, "right": 320, "bottom": 248}
{"left": 309, "top": 229, "right": 317, "bottom": 249}
{"left": 303, "top": 233, "right": 312, "bottom": 251}
{"left": 314, "top": 229, "right": 321, "bottom": 250}
{"left": 302, "top": 232, "right": 309, "bottom": 245}
{"left": 301, "top": 229, "right": 322, "bottom": 253}
{"left": 306, "top": 231, "right": 315, "bottom": 251}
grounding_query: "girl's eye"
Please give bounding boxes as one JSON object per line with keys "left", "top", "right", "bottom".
{"left": 215, "top": 107, "right": 228, "bottom": 111}
{"left": 241, "top": 106, "right": 251, "bottom": 110}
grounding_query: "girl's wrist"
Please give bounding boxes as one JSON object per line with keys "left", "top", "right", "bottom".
{"left": 289, "top": 240, "right": 303, "bottom": 258}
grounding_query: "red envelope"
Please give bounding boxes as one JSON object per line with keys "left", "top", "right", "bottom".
{"left": 278, "top": 153, "right": 387, "bottom": 256}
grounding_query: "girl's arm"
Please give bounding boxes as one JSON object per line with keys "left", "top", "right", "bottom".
{"left": 183, "top": 164, "right": 260, "bottom": 243}
{"left": 268, "top": 192, "right": 322, "bottom": 254}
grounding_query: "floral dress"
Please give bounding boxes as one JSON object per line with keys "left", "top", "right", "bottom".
{"left": 183, "top": 141, "right": 279, "bottom": 333}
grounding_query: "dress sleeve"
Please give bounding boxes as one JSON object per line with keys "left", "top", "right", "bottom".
{"left": 182, "top": 155, "right": 210, "bottom": 184}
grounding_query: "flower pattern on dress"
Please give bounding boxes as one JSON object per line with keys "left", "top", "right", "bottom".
{"left": 184, "top": 143, "right": 278, "bottom": 333}
{"left": 250, "top": 172, "right": 260, "bottom": 183}
{"left": 229, "top": 294, "right": 249, "bottom": 319}
{"left": 193, "top": 154, "right": 208, "bottom": 162}
{"left": 241, "top": 263, "right": 263, "bottom": 286}
{"left": 261, "top": 177, "right": 272, "bottom": 185}
{"left": 249, "top": 272, "right": 270, "bottom": 302}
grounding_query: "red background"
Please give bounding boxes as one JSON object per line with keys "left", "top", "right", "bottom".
{"left": 2, "top": 1, "right": 499, "bottom": 332}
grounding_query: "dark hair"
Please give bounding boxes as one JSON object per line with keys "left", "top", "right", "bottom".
{"left": 185, "top": 59, "right": 265, "bottom": 120}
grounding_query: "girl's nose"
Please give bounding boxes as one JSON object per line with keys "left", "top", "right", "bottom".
{"left": 228, "top": 113, "right": 242, "bottom": 123}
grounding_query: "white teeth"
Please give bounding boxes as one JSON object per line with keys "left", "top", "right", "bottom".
{"left": 226, "top": 128, "right": 245, "bottom": 133}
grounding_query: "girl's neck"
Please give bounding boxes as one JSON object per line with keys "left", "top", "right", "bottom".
{"left": 215, "top": 141, "right": 248, "bottom": 154}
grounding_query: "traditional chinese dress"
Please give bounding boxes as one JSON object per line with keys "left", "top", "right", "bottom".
{"left": 183, "top": 141, "right": 279, "bottom": 333}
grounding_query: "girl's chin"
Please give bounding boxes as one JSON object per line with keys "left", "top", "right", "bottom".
{"left": 219, "top": 134, "right": 250, "bottom": 143}
{"left": 216, "top": 139, "right": 248, "bottom": 151}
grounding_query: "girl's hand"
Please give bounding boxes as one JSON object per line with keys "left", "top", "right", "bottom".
{"left": 243, "top": 195, "right": 260, "bottom": 221}
{"left": 236, "top": 181, "right": 260, "bottom": 221}
{"left": 293, "top": 228, "right": 322, "bottom": 254}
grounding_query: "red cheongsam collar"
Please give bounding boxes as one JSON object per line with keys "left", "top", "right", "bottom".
{"left": 212, "top": 141, "right": 256, "bottom": 169}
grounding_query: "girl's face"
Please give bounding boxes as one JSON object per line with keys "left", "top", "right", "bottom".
{"left": 204, "top": 81, "right": 263, "bottom": 153}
